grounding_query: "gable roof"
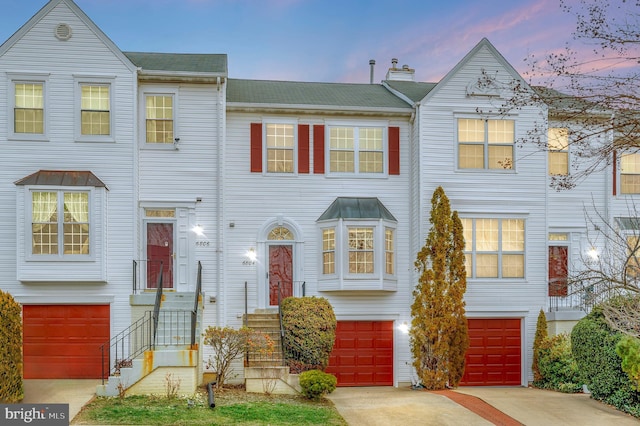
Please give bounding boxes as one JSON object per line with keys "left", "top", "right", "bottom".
{"left": 423, "top": 37, "right": 533, "bottom": 103}
{"left": 227, "top": 78, "right": 413, "bottom": 114}
{"left": 317, "top": 197, "right": 397, "bottom": 222}
{"left": 124, "top": 52, "right": 227, "bottom": 77}
{"left": 0, "top": 0, "right": 136, "bottom": 72}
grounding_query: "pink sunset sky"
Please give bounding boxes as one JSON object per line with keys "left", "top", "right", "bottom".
{"left": 0, "top": 0, "right": 636, "bottom": 84}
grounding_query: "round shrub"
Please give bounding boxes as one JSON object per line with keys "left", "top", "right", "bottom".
{"left": 299, "top": 370, "right": 337, "bottom": 400}
{"left": 281, "top": 297, "right": 336, "bottom": 373}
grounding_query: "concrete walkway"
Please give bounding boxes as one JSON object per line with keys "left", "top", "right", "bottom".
{"left": 22, "top": 379, "right": 100, "bottom": 422}
{"left": 327, "top": 386, "right": 493, "bottom": 426}
{"left": 328, "top": 386, "right": 640, "bottom": 426}
{"left": 457, "top": 387, "right": 640, "bottom": 426}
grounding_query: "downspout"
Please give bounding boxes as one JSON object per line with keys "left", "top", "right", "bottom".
{"left": 216, "top": 76, "right": 224, "bottom": 327}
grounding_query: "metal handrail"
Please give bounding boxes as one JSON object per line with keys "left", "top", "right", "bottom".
{"left": 277, "top": 282, "right": 286, "bottom": 366}
{"left": 152, "top": 264, "right": 164, "bottom": 350}
{"left": 191, "top": 261, "right": 202, "bottom": 347}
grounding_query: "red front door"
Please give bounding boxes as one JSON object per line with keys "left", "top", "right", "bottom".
{"left": 147, "top": 222, "right": 174, "bottom": 289}
{"left": 269, "top": 245, "right": 293, "bottom": 305}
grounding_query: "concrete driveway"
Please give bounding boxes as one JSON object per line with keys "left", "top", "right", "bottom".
{"left": 21, "top": 379, "right": 100, "bottom": 422}
{"left": 327, "top": 386, "right": 640, "bottom": 426}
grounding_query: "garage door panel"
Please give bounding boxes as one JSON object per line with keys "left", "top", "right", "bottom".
{"left": 23, "top": 305, "right": 110, "bottom": 379}
{"left": 326, "top": 321, "right": 393, "bottom": 386}
{"left": 459, "top": 318, "right": 521, "bottom": 386}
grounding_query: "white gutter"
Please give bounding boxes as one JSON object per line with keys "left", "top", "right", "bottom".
{"left": 216, "top": 76, "right": 224, "bottom": 327}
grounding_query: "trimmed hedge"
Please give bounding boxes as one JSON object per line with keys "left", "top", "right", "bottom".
{"left": 281, "top": 297, "right": 336, "bottom": 373}
{"left": 299, "top": 370, "right": 337, "bottom": 400}
{"left": 571, "top": 305, "right": 640, "bottom": 416}
{"left": 0, "top": 290, "right": 23, "bottom": 403}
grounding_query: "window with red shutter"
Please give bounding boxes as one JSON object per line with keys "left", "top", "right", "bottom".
{"left": 250, "top": 123, "right": 262, "bottom": 172}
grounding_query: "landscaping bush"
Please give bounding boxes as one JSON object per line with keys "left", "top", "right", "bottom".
{"left": 203, "top": 326, "right": 273, "bottom": 389}
{"left": 616, "top": 335, "right": 640, "bottom": 391}
{"left": 536, "top": 333, "right": 582, "bottom": 393}
{"left": 532, "top": 309, "right": 548, "bottom": 384}
{"left": 0, "top": 290, "right": 23, "bottom": 403}
{"left": 571, "top": 305, "right": 640, "bottom": 415}
{"left": 299, "top": 370, "right": 337, "bottom": 400}
{"left": 281, "top": 297, "right": 336, "bottom": 373}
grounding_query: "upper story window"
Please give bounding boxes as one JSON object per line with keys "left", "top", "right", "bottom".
{"left": 266, "top": 123, "right": 294, "bottom": 173}
{"left": 329, "top": 126, "right": 384, "bottom": 174}
{"left": 461, "top": 217, "right": 525, "bottom": 278}
{"left": 8, "top": 74, "right": 49, "bottom": 141}
{"left": 146, "top": 94, "right": 174, "bottom": 144}
{"left": 32, "top": 190, "right": 90, "bottom": 256}
{"left": 458, "top": 118, "right": 515, "bottom": 170}
{"left": 81, "top": 84, "right": 110, "bottom": 136}
{"left": 548, "top": 128, "right": 569, "bottom": 176}
{"left": 620, "top": 152, "right": 640, "bottom": 194}
{"left": 75, "top": 77, "right": 114, "bottom": 142}
{"left": 15, "top": 83, "right": 44, "bottom": 134}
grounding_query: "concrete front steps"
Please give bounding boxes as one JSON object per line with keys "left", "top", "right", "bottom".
{"left": 97, "top": 348, "right": 199, "bottom": 396}
{"left": 244, "top": 311, "right": 300, "bottom": 395}
{"left": 245, "top": 366, "right": 301, "bottom": 395}
{"left": 97, "top": 291, "right": 203, "bottom": 397}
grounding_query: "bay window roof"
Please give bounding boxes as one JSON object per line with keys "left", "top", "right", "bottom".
{"left": 317, "top": 197, "right": 396, "bottom": 222}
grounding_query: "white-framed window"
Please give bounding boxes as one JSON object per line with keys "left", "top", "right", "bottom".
{"left": 8, "top": 73, "right": 49, "bottom": 141}
{"left": 320, "top": 220, "right": 395, "bottom": 279}
{"left": 266, "top": 123, "right": 295, "bottom": 173}
{"left": 29, "top": 189, "right": 91, "bottom": 258}
{"left": 620, "top": 152, "right": 640, "bottom": 194}
{"left": 548, "top": 128, "right": 569, "bottom": 176}
{"left": 75, "top": 76, "right": 114, "bottom": 142}
{"left": 327, "top": 123, "right": 386, "bottom": 175}
{"left": 145, "top": 94, "right": 175, "bottom": 144}
{"left": 461, "top": 217, "right": 525, "bottom": 278}
{"left": 458, "top": 118, "right": 515, "bottom": 170}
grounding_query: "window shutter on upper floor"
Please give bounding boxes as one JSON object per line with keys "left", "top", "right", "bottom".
{"left": 298, "top": 124, "right": 310, "bottom": 174}
{"left": 613, "top": 149, "right": 617, "bottom": 196}
{"left": 389, "top": 126, "right": 400, "bottom": 175}
{"left": 314, "top": 125, "right": 325, "bottom": 174}
{"left": 250, "top": 123, "right": 262, "bottom": 172}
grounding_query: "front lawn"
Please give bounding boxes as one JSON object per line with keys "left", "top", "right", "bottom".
{"left": 72, "top": 387, "right": 347, "bottom": 425}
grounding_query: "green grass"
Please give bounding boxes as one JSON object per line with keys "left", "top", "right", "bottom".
{"left": 72, "top": 389, "right": 347, "bottom": 425}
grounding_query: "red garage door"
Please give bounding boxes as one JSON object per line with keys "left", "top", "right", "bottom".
{"left": 23, "top": 305, "right": 110, "bottom": 379}
{"left": 326, "top": 321, "right": 393, "bottom": 386}
{"left": 459, "top": 318, "right": 521, "bottom": 386}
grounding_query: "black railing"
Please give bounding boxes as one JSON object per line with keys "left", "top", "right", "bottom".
{"left": 152, "top": 264, "right": 164, "bottom": 350}
{"left": 191, "top": 261, "right": 203, "bottom": 347}
{"left": 100, "top": 309, "right": 195, "bottom": 384}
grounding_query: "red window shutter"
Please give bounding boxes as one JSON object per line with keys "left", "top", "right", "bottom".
{"left": 548, "top": 246, "right": 568, "bottom": 297}
{"left": 298, "top": 124, "right": 310, "bottom": 174}
{"left": 250, "top": 123, "right": 262, "bottom": 172}
{"left": 389, "top": 126, "right": 400, "bottom": 175}
{"left": 314, "top": 125, "right": 325, "bottom": 174}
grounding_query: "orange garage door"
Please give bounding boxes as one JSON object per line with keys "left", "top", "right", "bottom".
{"left": 459, "top": 318, "right": 521, "bottom": 386}
{"left": 326, "top": 321, "right": 393, "bottom": 386}
{"left": 23, "top": 305, "right": 110, "bottom": 379}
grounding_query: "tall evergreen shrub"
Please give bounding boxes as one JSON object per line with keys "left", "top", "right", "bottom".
{"left": 410, "top": 186, "right": 469, "bottom": 389}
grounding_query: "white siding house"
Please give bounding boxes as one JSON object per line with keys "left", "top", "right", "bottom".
{"left": 2, "top": 0, "right": 632, "bottom": 390}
